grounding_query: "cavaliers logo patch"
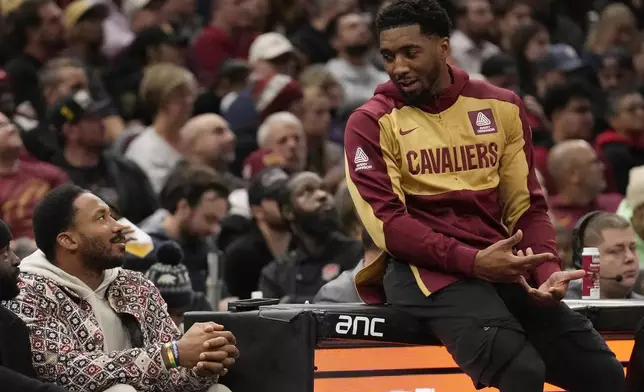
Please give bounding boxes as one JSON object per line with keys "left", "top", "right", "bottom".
{"left": 468, "top": 108, "right": 497, "bottom": 135}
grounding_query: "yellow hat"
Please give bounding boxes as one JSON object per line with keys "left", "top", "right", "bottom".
{"left": 63, "top": 0, "right": 107, "bottom": 29}
{"left": 1, "top": 0, "right": 25, "bottom": 16}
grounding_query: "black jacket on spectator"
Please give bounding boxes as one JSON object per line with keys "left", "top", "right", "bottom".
{"left": 0, "top": 306, "right": 67, "bottom": 392}
{"left": 224, "top": 222, "right": 275, "bottom": 299}
{"left": 259, "top": 232, "right": 363, "bottom": 304}
{"left": 51, "top": 151, "right": 158, "bottom": 224}
{"left": 595, "top": 130, "right": 644, "bottom": 195}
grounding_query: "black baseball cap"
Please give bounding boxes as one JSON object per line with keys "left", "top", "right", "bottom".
{"left": 49, "top": 90, "right": 108, "bottom": 131}
{"left": 247, "top": 167, "right": 289, "bottom": 207}
{"left": 536, "top": 44, "right": 584, "bottom": 75}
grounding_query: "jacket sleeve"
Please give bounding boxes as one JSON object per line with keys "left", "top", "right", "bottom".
{"left": 498, "top": 95, "right": 560, "bottom": 285}
{"left": 0, "top": 366, "right": 69, "bottom": 392}
{"left": 6, "top": 282, "right": 217, "bottom": 392}
{"left": 344, "top": 109, "right": 479, "bottom": 275}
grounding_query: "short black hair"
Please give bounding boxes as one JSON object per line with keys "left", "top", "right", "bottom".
{"left": 160, "top": 165, "right": 230, "bottom": 213}
{"left": 375, "top": 0, "right": 452, "bottom": 38}
{"left": 5, "top": 0, "right": 51, "bottom": 53}
{"left": 33, "top": 184, "right": 87, "bottom": 262}
{"left": 543, "top": 80, "right": 594, "bottom": 120}
{"left": 606, "top": 88, "right": 643, "bottom": 118}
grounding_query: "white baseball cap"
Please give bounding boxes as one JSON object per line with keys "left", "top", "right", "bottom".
{"left": 122, "top": 0, "right": 152, "bottom": 20}
{"left": 248, "top": 32, "right": 295, "bottom": 64}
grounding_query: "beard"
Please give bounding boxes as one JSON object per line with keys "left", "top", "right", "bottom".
{"left": 345, "top": 43, "right": 371, "bottom": 57}
{"left": 0, "top": 270, "right": 20, "bottom": 301}
{"left": 396, "top": 59, "right": 444, "bottom": 106}
{"left": 292, "top": 207, "right": 341, "bottom": 239}
{"left": 79, "top": 234, "right": 125, "bottom": 272}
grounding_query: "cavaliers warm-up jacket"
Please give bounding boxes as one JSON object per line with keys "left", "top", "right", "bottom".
{"left": 344, "top": 66, "right": 560, "bottom": 304}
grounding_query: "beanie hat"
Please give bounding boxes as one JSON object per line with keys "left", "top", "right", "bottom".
{"left": 626, "top": 165, "right": 644, "bottom": 210}
{"left": 144, "top": 241, "right": 194, "bottom": 310}
{"left": 0, "top": 219, "right": 12, "bottom": 249}
{"left": 252, "top": 74, "right": 303, "bottom": 121}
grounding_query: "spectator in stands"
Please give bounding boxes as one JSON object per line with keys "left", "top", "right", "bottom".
{"left": 105, "top": 25, "right": 187, "bottom": 127}
{"left": 596, "top": 89, "right": 644, "bottom": 195}
{"left": 49, "top": 90, "right": 157, "bottom": 225}
{"left": 535, "top": 80, "right": 595, "bottom": 191}
{"left": 133, "top": 165, "right": 229, "bottom": 296}
{"left": 125, "top": 63, "right": 198, "bottom": 193}
{"left": 162, "top": 0, "right": 202, "bottom": 42}
{"left": 617, "top": 166, "right": 644, "bottom": 266}
{"left": 248, "top": 32, "right": 298, "bottom": 80}
{"left": 314, "top": 228, "right": 381, "bottom": 303}
{"left": 597, "top": 49, "right": 636, "bottom": 93}
{"left": 326, "top": 11, "right": 388, "bottom": 117}
{"left": 3, "top": 184, "right": 238, "bottom": 391}
{"left": 224, "top": 167, "right": 291, "bottom": 299}
{"left": 242, "top": 112, "right": 307, "bottom": 179}
{"left": 259, "top": 171, "right": 363, "bottom": 303}
{"left": 548, "top": 140, "right": 623, "bottom": 230}
{"left": 480, "top": 53, "right": 518, "bottom": 92}
{"left": 511, "top": 22, "right": 550, "bottom": 97}
{"left": 493, "top": 0, "right": 532, "bottom": 53}
{"left": 4, "top": 0, "right": 66, "bottom": 123}
{"left": 289, "top": 0, "right": 357, "bottom": 65}
{"left": 0, "top": 218, "right": 69, "bottom": 392}
{"left": 0, "top": 112, "right": 68, "bottom": 242}
{"left": 191, "top": 0, "right": 258, "bottom": 86}
{"left": 179, "top": 114, "right": 245, "bottom": 190}
{"left": 534, "top": 44, "right": 585, "bottom": 101}
{"left": 566, "top": 213, "right": 643, "bottom": 300}
{"left": 450, "top": 0, "right": 499, "bottom": 75}
{"left": 62, "top": 0, "right": 109, "bottom": 74}
{"left": 193, "top": 59, "right": 251, "bottom": 116}
{"left": 301, "top": 86, "right": 343, "bottom": 178}
{"left": 584, "top": 3, "right": 638, "bottom": 72}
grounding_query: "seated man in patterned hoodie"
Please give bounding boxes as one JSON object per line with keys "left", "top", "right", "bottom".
{"left": 2, "top": 184, "right": 238, "bottom": 392}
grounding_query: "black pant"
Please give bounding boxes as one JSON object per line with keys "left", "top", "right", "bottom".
{"left": 384, "top": 261, "right": 626, "bottom": 392}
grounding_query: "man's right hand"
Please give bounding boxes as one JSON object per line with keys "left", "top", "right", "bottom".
{"left": 472, "top": 230, "right": 555, "bottom": 283}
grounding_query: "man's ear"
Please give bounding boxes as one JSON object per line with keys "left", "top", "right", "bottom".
{"left": 57, "top": 231, "right": 79, "bottom": 253}
{"left": 439, "top": 37, "right": 450, "bottom": 61}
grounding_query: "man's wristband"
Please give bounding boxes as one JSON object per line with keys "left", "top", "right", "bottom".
{"left": 164, "top": 342, "right": 178, "bottom": 368}
{"left": 171, "top": 340, "right": 181, "bottom": 367}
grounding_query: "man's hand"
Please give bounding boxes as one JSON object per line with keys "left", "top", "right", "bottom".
{"left": 177, "top": 322, "right": 228, "bottom": 369}
{"left": 473, "top": 230, "right": 555, "bottom": 283}
{"left": 194, "top": 328, "right": 239, "bottom": 377}
{"left": 517, "top": 248, "right": 585, "bottom": 305}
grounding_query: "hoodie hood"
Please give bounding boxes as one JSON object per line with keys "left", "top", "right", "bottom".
{"left": 373, "top": 65, "right": 470, "bottom": 114}
{"left": 19, "top": 250, "right": 120, "bottom": 301}
{"left": 595, "top": 129, "right": 634, "bottom": 151}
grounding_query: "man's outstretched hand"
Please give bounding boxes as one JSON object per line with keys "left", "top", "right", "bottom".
{"left": 517, "top": 248, "right": 585, "bottom": 306}
{"left": 473, "top": 230, "right": 555, "bottom": 283}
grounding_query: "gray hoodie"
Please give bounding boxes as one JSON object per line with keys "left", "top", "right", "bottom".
{"left": 19, "top": 251, "right": 132, "bottom": 352}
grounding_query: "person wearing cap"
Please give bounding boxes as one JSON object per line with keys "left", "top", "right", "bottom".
{"left": 49, "top": 89, "right": 158, "bottom": 225}
{"left": 535, "top": 43, "right": 585, "bottom": 100}
{"left": 63, "top": 0, "right": 109, "bottom": 68}
{"left": 0, "top": 219, "right": 70, "bottom": 392}
{"left": 193, "top": 59, "right": 251, "bottom": 117}
{"left": 223, "top": 167, "right": 292, "bottom": 299}
{"left": 258, "top": 171, "right": 363, "bottom": 304}
{"left": 121, "top": 0, "right": 165, "bottom": 32}
{"left": 248, "top": 32, "right": 298, "bottom": 80}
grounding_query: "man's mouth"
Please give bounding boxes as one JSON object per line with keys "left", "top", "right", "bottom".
{"left": 397, "top": 79, "right": 421, "bottom": 92}
{"left": 111, "top": 234, "right": 126, "bottom": 244}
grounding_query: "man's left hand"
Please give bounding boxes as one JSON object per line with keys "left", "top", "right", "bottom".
{"left": 517, "top": 248, "right": 585, "bottom": 305}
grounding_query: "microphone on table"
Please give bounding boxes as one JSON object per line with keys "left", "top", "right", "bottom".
{"left": 600, "top": 274, "right": 623, "bottom": 282}
{"left": 156, "top": 241, "right": 184, "bottom": 265}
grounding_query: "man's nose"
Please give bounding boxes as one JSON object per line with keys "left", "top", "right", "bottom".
{"left": 626, "top": 248, "right": 638, "bottom": 264}
{"left": 392, "top": 56, "right": 410, "bottom": 76}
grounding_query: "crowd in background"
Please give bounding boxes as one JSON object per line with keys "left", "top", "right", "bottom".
{"left": 0, "top": 0, "right": 644, "bottom": 319}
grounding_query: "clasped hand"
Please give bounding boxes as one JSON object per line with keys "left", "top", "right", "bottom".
{"left": 177, "top": 322, "right": 240, "bottom": 377}
{"left": 473, "top": 230, "right": 585, "bottom": 305}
